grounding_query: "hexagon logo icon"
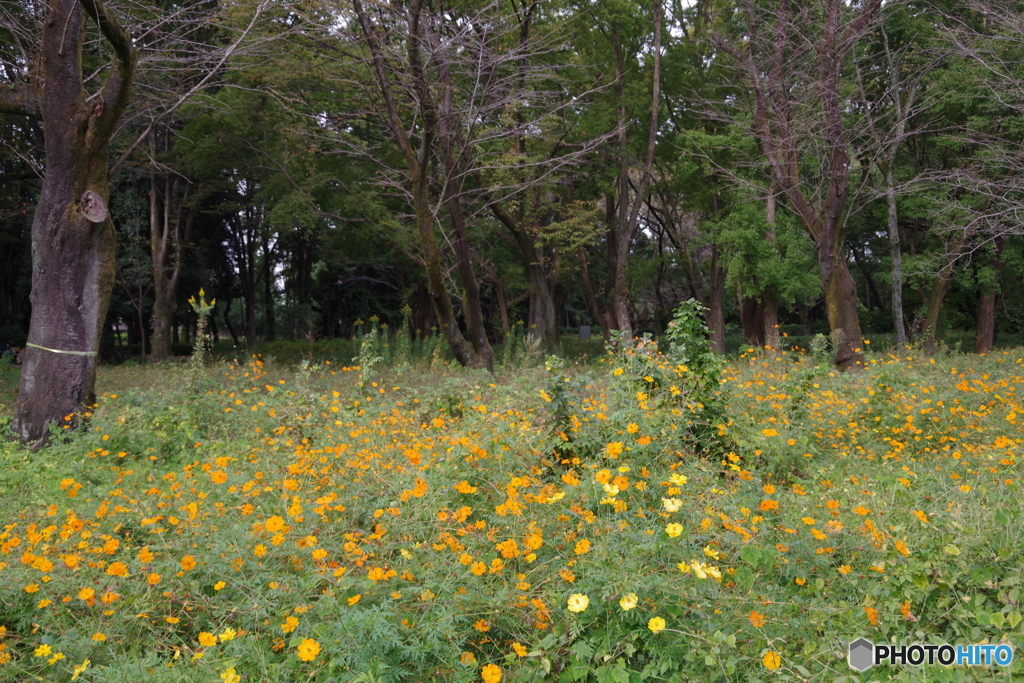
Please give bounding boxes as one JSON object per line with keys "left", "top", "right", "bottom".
{"left": 848, "top": 638, "right": 874, "bottom": 671}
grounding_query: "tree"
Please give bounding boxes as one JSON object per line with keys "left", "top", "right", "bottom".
{"left": 715, "top": 0, "right": 881, "bottom": 369}
{"left": 0, "top": 0, "right": 136, "bottom": 444}
{"left": 937, "top": 0, "right": 1024, "bottom": 353}
{"left": 122, "top": 0, "right": 269, "bottom": 360}
{"left": 346, "top": 0, "right": 599, "bottom": 367}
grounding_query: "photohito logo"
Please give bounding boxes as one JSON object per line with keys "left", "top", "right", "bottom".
{"left": 848, "top": 638, "right": 1014, "bottom": 671}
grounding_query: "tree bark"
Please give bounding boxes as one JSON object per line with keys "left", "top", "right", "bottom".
{"left": 707, "top": 243, "right": 726, "bottom": 354}
{"left": 579, "top": 247, "right": 606, "bottom": 334}
{"left": 222, "top": 297, "right": 240, "bottom": 347}
{"left": 763, "top": 190, "right": 781, "bottom": 352}
{"left": 974, "top": 239, "right": 1002, "bottom": 354}
{"left": 922, "top": 259, "right": 956, "bottom": 355}
{"left": 8, "top": 0, "right": 136, "bottom": 445}
{"left": 486, "top": 198, "right": 558, "bottom": 349}
{"left": 262, "top": 231, "right": 276, "bottom": 342}
{"left": 740, "top": 295, "right": 764, "bottom": 346}
{"left": 149, "top": 163, "right": 192, "bottom": 362}
{"left": 883, "top": 160, "right": 907, "bottom": 344}
{"left": 975, "top": 286, "right": 996, "bottom": 354}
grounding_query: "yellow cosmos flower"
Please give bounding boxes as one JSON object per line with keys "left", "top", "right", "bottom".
{"left": 762, "top": 650, "right": 782, "bottom": 670}
{"left": 647, "top": 616, "right": 666, "bottom": 634}
{"left": 619, "top": 593, "right": 638, "bottom": 610}
{"left": 662, "top": 498, "right": 682, "bottom": 513}
{"left": 665, "top": 523, "right": 683, "bottom": 538}
{"left": 71, "top": 658, "right": 90, "bottom": 681}
{"left": 566, "top": 593, "right": 589, "bottom": 613}
{"left": 481, "top": 663, "right": 502, "bottom": 683}
{"left": 297, "top": 638, "right": 320, "bottom": 662}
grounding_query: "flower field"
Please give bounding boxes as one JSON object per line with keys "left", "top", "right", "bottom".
{"left": 0, "top": 341, "right": 1022, "bottom": 682}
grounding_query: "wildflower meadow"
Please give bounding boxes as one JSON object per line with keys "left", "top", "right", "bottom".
{"left": 0, "top": 317, "right": 1022, "bottom": 682}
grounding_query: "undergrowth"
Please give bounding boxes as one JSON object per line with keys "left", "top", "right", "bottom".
{"left": 0, "top": 318, "right": 1021, "bottom": 682}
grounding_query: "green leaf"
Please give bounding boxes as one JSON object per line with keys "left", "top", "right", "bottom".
{"left": 573, "top": 641, "right": 594, "bottom": 661}
{"left": 736, "top": 567, "right": 756, "bottom": 591}
{"left": 740, "top": 545, "right": 763, "bottom": 566}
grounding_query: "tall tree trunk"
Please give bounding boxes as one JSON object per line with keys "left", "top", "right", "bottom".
{"left": 762, "top": 291, "right": 779, "bottom": 352}
{"left": 9, "top": 0, "right": 136, "bottom": 445}
{"left": 580, "top": 247, "right": 607, "bottom": 334}
{"left": 293, "top": 227, "right": 314, "bottom": 339}
{"left": 607, "top": 0, "right": 661, "bottom": 339}
{"left": 222, "top": 297, "right": 240, "bottom": 347}
{"left": 975, "top": 287, "right": 997, "bottom": 355}
{"left": 526, "top": 256, "right": 558, "bottom": 349}
{"left": 819, "top": 244, "right": 864, "bottom": 368}
{"left": 150, "top": 166, "right": 191, "bottom": 362}
{"left": 975, "top": 239, "right": 1002, "bottom": 354}
{"left": 799, "top": 301, "right": 813, "bottom": 336}
{"left": 921, "top": 260, "right": 955, "bottom": 355}
{"left": 262, "top": 232, "right": 276, "bottom": 341}
{"left": 245, "top": 292, "right": 257, "bottom": 347}
{"left": 882, "top": 161, "right": 907, "bottom": 345}
{"left": 482, "top": 272, "right": 510, "bottom": 339}
{"left": 763, "top": 190, "right": 781, "bottom": 351}
{"left": 602, "top": 192, "right": 620, "bottom": 336}
{"left": 708, "top": 243, "right": 726, "bottom": 354}
{"left": 518, "top": 231, "right": 557, "bottom": 348}
{"left": 410, "top": 282, "right": 435, "bottom": 339}
{"left": 740, "top": 295, "right": 764, "bottom": 346}
{"left": 445, "top": 198, "right": 492, "bottom": 369}
{"left": 415, "top": 178, "right": 484, "bottom": 368}
{"left": 137, "top": 294, "right": 147, "bottom": 361}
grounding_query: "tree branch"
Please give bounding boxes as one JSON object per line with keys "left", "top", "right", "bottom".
{"left": 111, "top": 0, "right": 269, "bottom": 172}
{"left": 79, "top": 0, "right": 136, "bottom": 150}
{"left": 0, "top": 82, "right": 41, "bottom": 118}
